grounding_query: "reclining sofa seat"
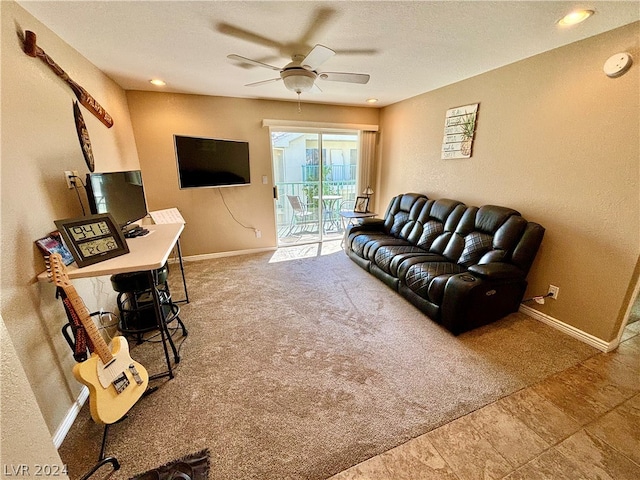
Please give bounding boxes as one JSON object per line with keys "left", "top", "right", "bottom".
{"left": 346, "top": 194, "right": 545, "bottom": 335}
{"left": 347, "top": 193, "right": 427, "bottom": 271}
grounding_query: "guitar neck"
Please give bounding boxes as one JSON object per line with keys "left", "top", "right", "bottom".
{"left": 65, "top": 288, "right": 113, "bottom": 365}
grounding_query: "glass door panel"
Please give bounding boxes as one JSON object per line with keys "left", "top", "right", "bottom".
{"left": 271, "top": 130, "right": 359, "bottom": 246}
{"left": 272, "top": 132, "right": 322, "bottom": 245}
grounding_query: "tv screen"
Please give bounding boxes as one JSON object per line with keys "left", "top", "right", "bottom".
{"left": 85, "top": 170, "right": 148, "bottom": 228}
{"left": 174, "top": 135, "right": 250, "bottom": 188}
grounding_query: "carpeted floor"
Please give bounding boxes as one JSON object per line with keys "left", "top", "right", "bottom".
{"left": 59, "top": 246, "right": 598, "bottom": 480}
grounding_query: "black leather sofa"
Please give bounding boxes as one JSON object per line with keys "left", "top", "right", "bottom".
{"left": 345, "top": 193, "right": 545, "bottom": 334}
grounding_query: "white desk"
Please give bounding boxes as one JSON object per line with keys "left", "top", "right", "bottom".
{"left": 40, "top": 223, "right": 187, "bottom": 378}
{"left": 49, "top": 223, "right": 184, "bottom": 279}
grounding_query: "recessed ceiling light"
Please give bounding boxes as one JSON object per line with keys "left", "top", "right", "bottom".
{"left": 149, "top": 79, "right": 166, "bottom": 86}
{"left": 557, "top": 9, "right": 594, "bottom": 26}
{"left": 366, "top": 98, "right": 378, "bottom": 104}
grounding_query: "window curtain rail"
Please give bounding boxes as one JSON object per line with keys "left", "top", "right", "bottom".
{"left": 262, "top": 119, "right": 378, "bottom": 132}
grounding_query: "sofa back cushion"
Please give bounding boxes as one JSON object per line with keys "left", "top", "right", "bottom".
{"left": 383, "top": 193, "right": 428, "bottom": 238}
{"left": 407, "top": 199, "right": 466, "bottom": 250}
{"left": 427, "top": 205, "right": 520, "bottom": 267}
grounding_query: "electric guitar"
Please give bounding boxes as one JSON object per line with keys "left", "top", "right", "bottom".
{"left": 47, "top": 253, "right": 149, "bottom": 424}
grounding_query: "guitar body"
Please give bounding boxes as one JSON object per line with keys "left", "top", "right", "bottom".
{"left": 73, "top": 336, "right": 149, "bottom": 424}
{"left": 47, "top": 253, "right": 149, "bottom": 425}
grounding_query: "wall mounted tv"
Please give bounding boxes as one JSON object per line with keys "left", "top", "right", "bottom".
{"left": 85, "top": 170, "right": 148, "bottom": 228}
{"left": 174, "top": 135, "right": 251, "bottom": 189}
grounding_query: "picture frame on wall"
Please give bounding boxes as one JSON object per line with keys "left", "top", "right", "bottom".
{"left": 354, "top": 196, "right": 370, "bottom": 213}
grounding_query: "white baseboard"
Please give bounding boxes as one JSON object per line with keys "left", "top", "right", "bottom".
{"left": 53, "top": 386, "right": 89, "bottom": 449}
{"left": 519, "top": 304, "right": 617, "bottom": 352}
{"left": 181, "top": 246, "right": 277, "bottom": 262}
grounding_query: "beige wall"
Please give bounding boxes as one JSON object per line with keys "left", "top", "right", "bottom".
{"left": 1, "top": 315, "right": 68, "bottom": 478}
{"left": 378, "top": 23, "right": 639, "bottom": 342}
{"left": 1, "top": 0, "right": 140, "bottom": 439}
{"left": 126, "top": 91, "right": 379, "bottom": 256}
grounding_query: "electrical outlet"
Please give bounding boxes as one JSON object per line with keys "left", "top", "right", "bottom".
{"left": 548, "top": 285, "right": 559, "bottom": 299}
{"left": 64, "top": 170, "right": 79, "bottom": 189}
{"left": 254, "top": 229, "right": 261, "bottom": 238}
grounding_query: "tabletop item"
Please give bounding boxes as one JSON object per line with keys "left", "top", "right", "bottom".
{"left": 55, "top": 213, "right": 129, "bottom": 268}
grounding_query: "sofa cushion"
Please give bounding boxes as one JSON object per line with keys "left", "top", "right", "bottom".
{"left": 404, "top": 261, "right": 467, "bottom": 301}
{"left": 458, "top": 231, "right": 494, "bottom": 267}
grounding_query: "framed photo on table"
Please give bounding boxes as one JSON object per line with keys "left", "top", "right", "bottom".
{"left": 54, "top": 213, "right": 129, "bottom": 267}
{"left": 354, "top": 196, "right": 370, "bottom": 213}
{"left": 35, "top": 231, "right": 75, "bottom": 265}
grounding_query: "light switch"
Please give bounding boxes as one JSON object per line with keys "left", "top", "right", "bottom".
{"left": 262, "top": 175, "right": 268, "bottom": 184}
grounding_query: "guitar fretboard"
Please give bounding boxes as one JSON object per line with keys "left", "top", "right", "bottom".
{"left": 66, "top": 290, "right": 113, "bottom": 365}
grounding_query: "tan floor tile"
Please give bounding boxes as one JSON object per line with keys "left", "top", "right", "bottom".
{"left": 327, "top": 455, "right": 390, "bottom": 479}
{"left": 580, "top": 353, "right": 640, "bottom": 393}
{"left": 556, "top": 429, "right": 640, "bottom": 480}
{"left": 626, "top": 320, "right": 640, "bottom": 335}
{"left": 426, "top": 416, "right": 512, "bottom": 480}
{"left": 466, "top": 401, "right": 549, "bottom": 468}
{"left": 378, "top": 435, "right": 459, "bottom": 480}
{"left": 498, "top": 388, "right": 581, "bottom": 445}
{"left": 502, "top": 448, "right": 589, "bottom": 480}
{"left": 621, "top": 323, "right": 640, "bottom": 342}
{"left": 619, "top": 334, "right": 640, "bottom": 353}
{"left": 532, "top": 370, "right": 612, "bottom": 425}
{"left": 564, "top": 363, "right": 636, "bottom": 408}
{"left": 586, "top": 393, "right": 640, "bottom": 465}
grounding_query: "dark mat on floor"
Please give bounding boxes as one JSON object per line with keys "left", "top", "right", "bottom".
{"left": 130, "top": 449, "right": 209, "bottom": 480}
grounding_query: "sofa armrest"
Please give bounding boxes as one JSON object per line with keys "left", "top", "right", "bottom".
{"left": 467, "top": 263, "right": 525, "bottom": 281}
{"left": 440, "top": 272, "right": 527, "bottom": 334}
{"left": 349, "top": 218, "right": 386, "bottom": 235}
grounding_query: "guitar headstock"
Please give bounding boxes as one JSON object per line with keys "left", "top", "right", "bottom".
{"left": 46, "top": 253, "right": 72, "bottom": 288}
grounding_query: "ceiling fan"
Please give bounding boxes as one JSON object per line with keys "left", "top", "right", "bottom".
{"left": 227, "top": 44, "right": 370, "bottom": 96}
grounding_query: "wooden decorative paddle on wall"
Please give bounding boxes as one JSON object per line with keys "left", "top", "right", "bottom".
{"left": 22, "top": 30, "right": 114, "bottom": 128}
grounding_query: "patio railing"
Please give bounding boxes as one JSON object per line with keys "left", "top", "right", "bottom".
{"left": 276, "top": 180, "right": 357, "bottom": 236}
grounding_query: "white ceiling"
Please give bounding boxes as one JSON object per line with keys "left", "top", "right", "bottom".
{"left": 17, "top": 1, "right": 640, "bottom": 107}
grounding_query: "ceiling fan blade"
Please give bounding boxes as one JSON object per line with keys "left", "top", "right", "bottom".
{"left": 227, "top": 54, "right": 281, "bottom": 71}
{"left": 310, "top": 83, "right": 322, "bottom": 94}
{"left": 217, "top": 23, "right": 283, "bottom": 51}
{"left": 302, "top": 44, "right": 335, "bottom": 70}
{"left": 299, "top": 7, "right": 337, "bottom": 46}
{"left": 319, "top": 72, "right": 370, "bottom": 84}
{"left": 245, "top": 77, "right": 282, "bottom": 87}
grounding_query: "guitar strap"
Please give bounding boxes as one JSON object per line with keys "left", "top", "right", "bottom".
{"left": 56, "top": 287, "right": 94, "bottom": 361}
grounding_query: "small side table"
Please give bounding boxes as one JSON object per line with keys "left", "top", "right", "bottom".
{"left": 339, "top": 211, "right": 377, "bottom": 248}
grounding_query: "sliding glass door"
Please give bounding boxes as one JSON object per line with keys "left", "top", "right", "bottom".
{"left": 271, "top": 130, "right": 359, "bottom": 246}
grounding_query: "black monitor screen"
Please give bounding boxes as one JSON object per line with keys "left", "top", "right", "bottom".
{"left": 85, "top": 170, "right": 148, "bottom": 228}
{"left": 174, "top": 135, "right": 250, "bottom": 188}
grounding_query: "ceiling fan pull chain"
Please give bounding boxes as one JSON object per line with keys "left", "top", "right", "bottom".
{"left": 297, "top": 93, "right": 302, "bottom": 114}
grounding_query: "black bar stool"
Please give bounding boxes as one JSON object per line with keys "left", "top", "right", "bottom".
{"left": 110, "top": 263, "right": 188, "bottom": 351}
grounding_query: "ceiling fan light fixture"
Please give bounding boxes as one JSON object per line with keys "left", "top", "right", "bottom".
{"left": 281, "top": 69, "right": 317, "bottom": 93}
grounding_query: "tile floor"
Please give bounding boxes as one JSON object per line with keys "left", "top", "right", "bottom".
{"left": 329, "top": 320, "right": 640, "bottom": 480}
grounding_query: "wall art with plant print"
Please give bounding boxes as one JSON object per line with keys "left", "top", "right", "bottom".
{"left": 441, "top": 103, "right": 478, "bottom": 159}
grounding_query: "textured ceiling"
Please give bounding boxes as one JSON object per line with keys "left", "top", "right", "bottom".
{"left": 17, "top": 1, "right": 640, "bottom": 107}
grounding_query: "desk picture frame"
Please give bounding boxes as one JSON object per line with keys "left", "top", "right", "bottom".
{"left": 354, "top": 196, "right": 370, "bottom": 213}
{"left": 35, "top": 231, "right": 75, "bottom": 265}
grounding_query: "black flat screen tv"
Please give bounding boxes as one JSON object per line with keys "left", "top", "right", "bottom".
{"left": 174, "top": 135, "right": 251, "bottom": 188}
{"left": 85, "top": 170, "right": 148, "bottom": 228}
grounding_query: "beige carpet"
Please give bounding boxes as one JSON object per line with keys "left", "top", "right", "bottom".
{"left": 59, "top": 245, "right": 598, "bottom": 480}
